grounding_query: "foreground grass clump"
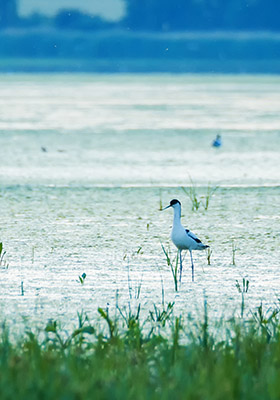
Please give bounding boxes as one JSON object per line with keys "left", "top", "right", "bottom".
{"left": 1, "top": 306, "right": 280, "bottom": 400}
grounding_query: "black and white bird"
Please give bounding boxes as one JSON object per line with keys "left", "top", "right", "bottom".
{"left": 162, "top": 199, "right": 209, "bottom": 282}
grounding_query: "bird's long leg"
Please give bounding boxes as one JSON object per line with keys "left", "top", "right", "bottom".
{"left": 189, "top": 250, "right": 194, "bottom": 282}
{"left": 179, "top": 250, "right": 183, "bottom": 282}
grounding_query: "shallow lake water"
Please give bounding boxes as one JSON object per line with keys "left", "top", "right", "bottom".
{"left": 0, "top": 74, "right": 279, "bottom": 333}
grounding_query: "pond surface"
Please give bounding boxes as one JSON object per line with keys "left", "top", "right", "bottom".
{"left": 0, "top": 74, "right": 279, "bottom": 332}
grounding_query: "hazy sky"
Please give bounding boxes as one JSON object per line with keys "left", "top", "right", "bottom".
{"left": 18, "top": 0, "right": 125, "bottom": 21}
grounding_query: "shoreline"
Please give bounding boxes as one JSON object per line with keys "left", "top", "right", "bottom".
{"left": 1, "top": 58, "right": 280, "bottom": 74}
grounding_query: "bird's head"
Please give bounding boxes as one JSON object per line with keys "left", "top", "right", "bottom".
{"left": 162, "top": 199, "right": 181, "bottom": 210}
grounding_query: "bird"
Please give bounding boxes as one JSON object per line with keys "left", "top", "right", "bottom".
{"left": 162, "top": 199, "right": 209, "bottom": 282}
{"left": 212, "top": 134, "right": 222, "bottom": 148}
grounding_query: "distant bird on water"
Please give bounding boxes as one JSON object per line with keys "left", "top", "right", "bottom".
{"left": 212, "top": 134, "right": 222, "bottom": 148}
{"left": 162, "top": 199, "right": 209, "bottom": 282}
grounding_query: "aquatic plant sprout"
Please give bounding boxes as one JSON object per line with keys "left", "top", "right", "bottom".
{"left": 181, "top": 179, "right": 218, "bottom": 211}
{"left": 161, "top": 243, "right": 179, "bottom": 292}
{"left": 0, "top": 242, "right": 9, "bottom": 269}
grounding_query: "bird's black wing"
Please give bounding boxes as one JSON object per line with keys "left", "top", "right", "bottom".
{"left": 185, "top": 229, "right": 202, "bottom": 243}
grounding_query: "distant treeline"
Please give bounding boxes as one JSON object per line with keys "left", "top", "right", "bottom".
{"left": 1, "top": 0, "right": 280, "bottom": 73}
{"left": 124, "top": 0, "right": 280, "bottom": 31}
{"left": 1, "top": 0, "right": 280, "bottom": 32}
{"left": 0, "top": 30, "right": 280, "bottom": 73}
{"left": 1, "top": 30, "right": 280, "bottom": 60}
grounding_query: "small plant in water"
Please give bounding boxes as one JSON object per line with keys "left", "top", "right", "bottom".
{"left": 231, "top": 240, "right": 238, "bottom": 265}
{"left": 182, "top": 181, "right": 201, "bottom": 211}
{"left": 159, "top": 190, "right": 163, "bottom": 211}
{"left": 161, "top": 243, "right": 179, "bottom": 291}
{"left": 77, "top": 273, "right": 87, "bottom": 284}
{"left": 149, "top": 302, "right": 174, "bottom": 327}
{"left": 236, "top": 278, "right": 249, "bottom": 318}
{"left": 203, "top": 184, "right": 219, "bottom": 210}
{"left": 253, "top": 302, "right": 279, "bottom": 341}
{"left": 0, "top": 242, "right": 9, "bottom": 269}
{"left": 126, "top": 263, "right": 143, "bottom": 301}
{"left": 45, "top": 312, "right": 94, "bottom": 349}
{"left": 98, "top": 306, "right": 117, "bottom": 339}
{"left": 182, "top": 178, "right": 218, "bottom": 211}
{"left": 206, "top": 247, "right": 212, "bottom": 265}
{"left": 117, "top": 264, "right": 143, "bottom": 327}
{"left": 31, "top": 246, "right": 35, "bottom": 264}
{"left": 135, "top": 246, "right": 143, "bottom": 255}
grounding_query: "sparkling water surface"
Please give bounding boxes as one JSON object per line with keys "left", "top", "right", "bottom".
{"left": 0, "top": 74, "right": 280, "bottom": 333}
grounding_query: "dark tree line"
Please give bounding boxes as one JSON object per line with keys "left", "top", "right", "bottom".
{"left": 0, "top": 0, "right": 17, "bottom": 28}
{"left": 54, "top": 10, "right": 114, "bottom": 31}
{"left": 1, "top": 0, "right": 280, "bottom": 31}
{"left": 124, "top": 0, "right": 280, "bottom": 31}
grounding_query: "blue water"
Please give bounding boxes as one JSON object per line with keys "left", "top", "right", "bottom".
{"left": 0, "top": 74, "right": 280, "bottom": 333}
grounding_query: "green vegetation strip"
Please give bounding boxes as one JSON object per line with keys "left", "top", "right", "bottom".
{"left": 1, "top": 303, "right": 280, "bottom": 400}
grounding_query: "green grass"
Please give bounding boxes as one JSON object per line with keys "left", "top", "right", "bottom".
{"left": 0, "top": 242, "right": 9, "bottom": 269}
{"left": 1, "top": 302, "right": 280, "bottom": 400}
{"left": 161, "top": 243, "right": 179, "bottom": 291}
{"left": 181, "top": 180, "right": 218, "bottom": 212}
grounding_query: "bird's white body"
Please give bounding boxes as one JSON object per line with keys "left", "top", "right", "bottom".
{"left": 163, "top": 199, "right": 208, "bottom": 282}
{"left": 171, "top": 204, "right": 207, "bottom": 251}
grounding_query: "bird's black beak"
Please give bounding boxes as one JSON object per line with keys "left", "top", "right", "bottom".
{"left": 161, "top": 204, "right": 171, "bottom": 211}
